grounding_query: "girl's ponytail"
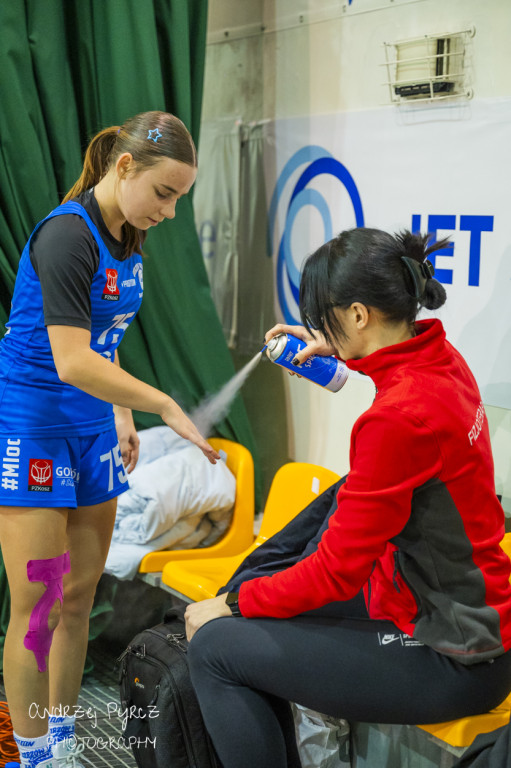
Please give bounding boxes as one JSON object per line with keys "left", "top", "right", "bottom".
{"left": 62, "top": 127, "right": 120, "bottom": 203}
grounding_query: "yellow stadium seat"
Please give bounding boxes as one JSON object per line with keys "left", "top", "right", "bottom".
{"left": 138, "top": 438, "right": 255, "bottom": 573}
{"left": 160, "top": 462, "right": 341, "bottom": 601}
{"left": 417, "top": 531, "right": 511, "bottom": 747}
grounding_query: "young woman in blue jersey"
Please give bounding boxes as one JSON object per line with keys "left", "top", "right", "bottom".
{"left": 0, "top": 111, "right": 219, "bottom": 768}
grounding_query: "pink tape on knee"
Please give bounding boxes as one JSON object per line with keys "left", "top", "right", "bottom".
{"left": 23, "top": 551, "right": 71, "bottom": 672}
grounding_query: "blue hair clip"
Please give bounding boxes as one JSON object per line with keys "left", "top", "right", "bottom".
{"left": 147, "top": 128, "right": 162, "bottom": 143}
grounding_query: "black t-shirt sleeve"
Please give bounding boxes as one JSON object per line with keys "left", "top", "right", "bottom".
{"left": 30, "top": 215, "right": 100, "bottom": 330}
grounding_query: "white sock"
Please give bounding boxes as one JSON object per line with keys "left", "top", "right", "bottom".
{"left": 48, "top": 714, "right": 76, "bottom": 747}
{"left": 13, "top": 730, "right": 52, "bottom": 767}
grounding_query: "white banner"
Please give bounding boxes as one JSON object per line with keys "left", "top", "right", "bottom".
{"left": 264, "top": 99, "right": 511, "bottom": 409}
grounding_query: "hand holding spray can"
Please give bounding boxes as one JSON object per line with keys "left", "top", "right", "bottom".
{"left": 266, "top": 334, "right": 349, "bottom": 392}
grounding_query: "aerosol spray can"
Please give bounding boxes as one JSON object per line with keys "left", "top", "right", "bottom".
{"left": 266, "top": 334, "right": 349, "bottom": 392}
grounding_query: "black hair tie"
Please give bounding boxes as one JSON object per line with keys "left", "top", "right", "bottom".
{"left": 401, "top": 256, "right": 435, "bottom": 300}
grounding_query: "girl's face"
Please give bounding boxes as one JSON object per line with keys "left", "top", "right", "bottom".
{"left": 328, "top": 304, "right": 414, "bottom": 360}
{"left": 325, "top": 307, "right": 360, "bottom": 361}
{"left": 117, "top": 155, "right": 197, "bottom": 230}
{"left": 327, "top": 319, "right": 358, "bottom": 361}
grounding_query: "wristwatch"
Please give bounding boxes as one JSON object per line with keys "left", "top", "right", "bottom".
{"left": 226, "top": 592, "right": 242, "bottom": 617}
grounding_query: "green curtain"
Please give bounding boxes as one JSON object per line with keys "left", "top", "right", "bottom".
{"left": 0, "top": 0, "right": 259, "bottom": 670}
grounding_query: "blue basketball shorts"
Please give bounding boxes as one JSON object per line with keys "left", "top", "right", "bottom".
{"left": 0, "top": 426, "right": 128, "bottom": 508}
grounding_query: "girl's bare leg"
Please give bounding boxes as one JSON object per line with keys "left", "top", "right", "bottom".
{"left": 48, "top": 498, "right": 117, "bottom": 711}
{"left": 0, "top": 506, "right": 68, "bottom": 736}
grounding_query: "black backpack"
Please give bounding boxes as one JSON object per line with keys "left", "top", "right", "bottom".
{"left": 118, "top": 608, "right": 219, "bottom": 768}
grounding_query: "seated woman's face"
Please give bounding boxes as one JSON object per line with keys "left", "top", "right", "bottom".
{"left": 328, "top": 303, "right": 414, "bottom": 361}
{"left": 327, "top": 306, "right": 364, "bottom": 361}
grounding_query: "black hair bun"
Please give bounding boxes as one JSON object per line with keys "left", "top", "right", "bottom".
{"left": 422, "top": 278, "right": 447, "bottom": 310}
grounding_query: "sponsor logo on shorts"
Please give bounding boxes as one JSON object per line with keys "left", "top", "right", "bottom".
{"left": 2, "top": 438, "right": 20, "bottom": 491}
{"left": 28, "top": 459, "right": 53, "bottom": 492}
{"left": 56, "top": 466, "right": 80, "bottom": 487}
{"left": 102, "top": 269, "right": 120, "bottom": 301}
{"left": 378, "top": 632, "right": 424, "bottom": 648}
{"left": 379, "top": 633, "right": 401, "bottom": 645}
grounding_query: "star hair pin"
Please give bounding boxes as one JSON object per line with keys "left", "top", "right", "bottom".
{"left": 147, "top": 128, "right": 162, "bottom": 143}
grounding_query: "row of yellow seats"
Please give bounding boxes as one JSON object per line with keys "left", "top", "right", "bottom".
{"left": 138, "top": 438, "right": 511, "bottom": 750}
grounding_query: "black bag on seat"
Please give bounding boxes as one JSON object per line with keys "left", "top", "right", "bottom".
{"left": 118, "top": 607, "right": 219, "bottom": 768}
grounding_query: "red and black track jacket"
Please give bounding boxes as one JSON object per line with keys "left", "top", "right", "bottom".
{"left": 239, "top": 319, "right": 511, "bottom": 665}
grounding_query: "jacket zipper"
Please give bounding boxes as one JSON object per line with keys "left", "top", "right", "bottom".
{"left": 392, "top": 552, "right": 401, "bottom": 593}
{"left": 393, "top": 551, "right": 422, "bottom": 619}
{"left": 366, "top": 561, "right": 376, "bottom": 612}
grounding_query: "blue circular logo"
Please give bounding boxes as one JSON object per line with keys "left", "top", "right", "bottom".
{"left": 268, "top": 146, "right": 364, "bottom": 323}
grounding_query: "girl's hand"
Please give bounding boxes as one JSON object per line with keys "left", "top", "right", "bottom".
{"left": 114, "top": 406, "right": 140, "bottom": 473}
{"left": 185, "top": 595, "right": 233, "bottom": 641}
{"left": 264, "top": 323, "right": 337, "bottom": 365}
{"left": 160, "top": 399, "right": 220, "bottom": 465}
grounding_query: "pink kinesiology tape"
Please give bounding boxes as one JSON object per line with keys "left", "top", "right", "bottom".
{"left": 23, "top": 551, "right": 71, "bottom": 672}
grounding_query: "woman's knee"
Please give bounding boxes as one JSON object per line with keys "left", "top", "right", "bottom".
{"left": 9, "top": 551, "right": 69, "bottom": 627}
{"left": 60, "top": 576, "right": 98, "bottom": 620}
{"left": 11, "top": 594, "right": 62, "bottom": 631}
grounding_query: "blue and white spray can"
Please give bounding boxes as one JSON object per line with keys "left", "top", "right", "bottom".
{"left": 266, "top": 333, "right": 349, "bottom": 392}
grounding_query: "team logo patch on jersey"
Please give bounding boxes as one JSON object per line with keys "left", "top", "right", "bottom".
{"left": 28, "top": 459, "right": 53, "bottom": 492}
{"left": 102, "top": 269, "right": 120, "bottom": 301}
{"left": 133, "top": 263, "right": 144, "bottom": 296}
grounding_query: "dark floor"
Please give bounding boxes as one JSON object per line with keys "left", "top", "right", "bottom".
{"left": 69, "top": 647, "right": 138, "bottom": 768}
{"left": 71, "top": 575, "right": 184, "bottom": 767}
{"left": 0, "top": 575, "right": 182, "bottom": 768}
{"left": 0, "top": 644, "right": 138, "bottom": 768}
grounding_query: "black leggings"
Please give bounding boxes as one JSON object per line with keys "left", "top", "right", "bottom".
{"left": 188, "top": 595, "right": 511, "bottom": 768}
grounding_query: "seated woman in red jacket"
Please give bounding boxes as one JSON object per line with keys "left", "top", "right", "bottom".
{"left": 185, "top": 227, "right": 511, "bottom": 768}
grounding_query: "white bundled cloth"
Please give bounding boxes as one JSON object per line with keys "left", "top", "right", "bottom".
{"left": 105, "top": 426, "right": 235, "bottom": 579}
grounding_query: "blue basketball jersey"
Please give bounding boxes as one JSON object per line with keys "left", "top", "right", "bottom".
{"left": 0, "top": 202, "right": 143, "bottom": 437}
